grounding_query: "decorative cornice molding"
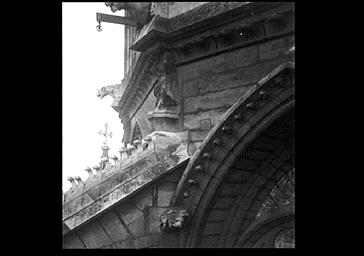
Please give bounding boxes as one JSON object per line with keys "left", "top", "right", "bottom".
{"left": 117, "top": 2, "right": 294, "bottom": 140}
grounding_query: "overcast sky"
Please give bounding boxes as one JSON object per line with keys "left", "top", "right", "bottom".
{"left": 62, "top": 3, "right": 125, "bottom": 192}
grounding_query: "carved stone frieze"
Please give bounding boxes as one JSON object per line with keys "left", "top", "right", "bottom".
{"left": 160, "top": 208, "right": 189, "bottom": 231}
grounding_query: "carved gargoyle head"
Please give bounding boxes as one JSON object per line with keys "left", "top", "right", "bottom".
{"left": 97, "top": 87, "right": 108, "bottom": 99}
{"left": 97, "top": 84, "right": 120, "bottom": 99}
{"left": 105, "top": 2, "right": 151, "bottom": 28}
{"left": 160, "top": 208, "right": 189, "bottom": 231}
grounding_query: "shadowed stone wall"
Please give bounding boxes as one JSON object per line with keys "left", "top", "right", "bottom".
{"left": 179, "top": 34, "right": 294, "bottom": 153}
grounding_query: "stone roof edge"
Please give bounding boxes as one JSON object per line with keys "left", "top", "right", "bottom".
{"left": 63, "top": 156, "right": 190, "bottom": 235}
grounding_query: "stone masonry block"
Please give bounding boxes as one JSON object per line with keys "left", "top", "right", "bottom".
{"left": 114, "top": 203, "right": 144, "bottom": 226}
{"left": 157, "top": 182, "right": 176, "bottom": 207}
{"left": 198, "top": 235, "right": 220, "bottom": 248}
{"left": 259, "top": 36, "right": 294, "bottom": 61}
{"left": 77, "top": 221, "right": 112, "bottom": 248}
{"left": 207, "top": 209, "right": 229, "bottom": 222}
{"left": 148, "top": 207, "right": 168, "bottom": 233}
{"left": 127, "top": 215, "right": 146, "bottom": 237}
{"left": 63, "top": 233, "right": 86, "bottom": 249}
{"left": 98, "top": 211, "right": 129, "bottom": 242}
{"left": 184, "top": 86, "right": 251, "bottom": 114}
{"left": 190, "top": 130, "right": 209, "bottom": 142}
{"left": 131, "top": 188, "right": 153, "bottom": 211}
{"left": 211, "top": 196, "right": 235, "bottom": 210}
{"left": 162, "top": 166, "right": 184, "bottom": 183}
{"left": 184, "top": 108, "right": 227, "bottom": 130}
{"left": 183, "top": 80, "right": 199, "bottom": 98}
{"left": 200, "top": 119, "right": 212, "bottom": 130}
{"left": 134, "top": 235, "right": 152, "bottom": 248}
{"left": 202, "top": 222, "right": 224, "bottom": 236}
{"left": 179, "top": 51, "right": 226, "bottom": 83}
{"left": 224, "top": 45, "right": 258, "bottom": 70}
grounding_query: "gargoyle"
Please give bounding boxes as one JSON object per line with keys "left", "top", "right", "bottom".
{"left": 97, "top": 84, "right": 121, "bottom": 99}
{"left": 105, "top": 2, "right": 151, "bottom": 28}
{"left": 160, "top": 208, "right": 189, "bottom": 231}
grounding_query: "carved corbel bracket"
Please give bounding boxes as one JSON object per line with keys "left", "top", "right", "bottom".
{"left": 160, "top": 208, "right": 189, "bottom": 232}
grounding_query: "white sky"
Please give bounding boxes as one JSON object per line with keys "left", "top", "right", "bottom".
{"left": 62, "top": 3, "right": 125, "bottom": 192}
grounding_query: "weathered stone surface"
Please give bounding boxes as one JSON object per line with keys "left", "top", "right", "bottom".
{"left": 63, "top": 233, "right": 86, "bottom": 249}
{"left": 184, "top": 108, "right": 227, "bottom": 130}
{"left": 184, "top": 86, "right": 251, "bottom": 114}
{"left": 160, "top": 208, "right": 189, "bottom": 231}
{"left": 168, "top": 2, "right": 208, "bottom": 18}
{"left": 180, "top": 46, "right": 257, "bottom": 86}
{"left": 98, "top": 211, "right": 130, "bottom": 242}
{"left": 131, "top": 188, "right": 153, "bottom": 210}
{"left": 157, "top": 182, "right": 177, "bottom": 207}
{"left": 63, "top": 192, "right": 94, "bottom": 219}
{"left": 148, "top": 207, "right": 168, "bottom": 233}
{"left": 259, "top": 36, "right": 294, "bottom": 61}
{"left": 77, "top": 221, "right": 112, "bottom": 248}
{"left": 127, "top": 215, "right": 146, "bottom": 237}
{"left": 190, "top": 130, "right": 209, "bottom": 142}
{"left": 264, "top": 11, "right": 294, "bottom": 38}
{"left": 115, "top": 203, "right": 144, "bottom": 226}
{"left": 224, "top": 46, "right": 258, "bottom": 70}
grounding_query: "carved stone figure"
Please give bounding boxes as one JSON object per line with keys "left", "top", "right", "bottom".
{"left": 105, "top": 2, "right": 151, "bottom": 27}
{"left": 97, "top": 84, "right": 121, "bottom": 99}
{"left": 152, "top": 52, "right": 178, "bottom": 110}
{"left": 154, "top": 72, "right": 178, "bottom": 109}
{"left": 160, "top": 208, "right": 189, "bottom": 231}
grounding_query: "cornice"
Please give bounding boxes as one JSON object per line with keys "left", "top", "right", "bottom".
{"left": 117, "top": 2, "right": 294, "bottom": 130}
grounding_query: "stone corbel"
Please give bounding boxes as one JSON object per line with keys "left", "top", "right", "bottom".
{"left": 160, "top": 208, "right": 189, "bottom": 232}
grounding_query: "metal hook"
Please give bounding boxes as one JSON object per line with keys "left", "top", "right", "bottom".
{"left": 96, "top": 21, "right": 103, "bottom": 32}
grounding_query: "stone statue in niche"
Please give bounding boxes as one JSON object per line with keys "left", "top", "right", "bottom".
{"left": 154, "top": 70, "right": 178, "bottom": 110}
{"left": 147, "top": 51, "right": 180, "bottom": 131}
{"left": 152, "top": 51, "right": 179, "bottom": 112}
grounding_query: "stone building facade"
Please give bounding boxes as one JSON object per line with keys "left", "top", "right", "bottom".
{"left": 63, "top": 2, "right": 295, "bottom": 248}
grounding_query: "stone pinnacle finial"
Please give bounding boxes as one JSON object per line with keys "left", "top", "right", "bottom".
{"left": 74, "top": 176, "right": 83, "bottom": 186}
{"left": 101, "top": 145, "right": 110, "bottom": 159}
{"left": 85, "top": 167, "right": 94, "bottom": 178}
{"left": 93, "top": 165, "right": 101, "bottom": 174}
{"left": 111, "top": 155, "right": 118, "bottom": 165}
{"left": 67, "top": 177, "right": 77, "bottom": 188}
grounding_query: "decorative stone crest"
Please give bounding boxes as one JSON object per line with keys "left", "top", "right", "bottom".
{"left": 160, "top": 208, "right": 189, "bottom": 231}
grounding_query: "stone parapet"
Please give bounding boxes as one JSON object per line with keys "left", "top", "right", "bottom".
{"left": 63, "top": 131, "right": 189, "bottom": 234}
